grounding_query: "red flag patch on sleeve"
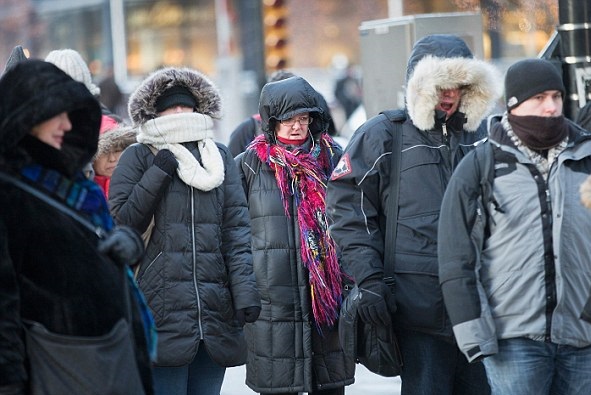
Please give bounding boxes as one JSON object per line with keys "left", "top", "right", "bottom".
{"left": 330, "top": 153, "right": 352, "bottom": 180}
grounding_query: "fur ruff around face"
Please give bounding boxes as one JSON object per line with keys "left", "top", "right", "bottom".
{"left": 95, "top": 125, "right": 136, "bottom": 159}
{"left": 128, "top": 67, "right": 222, "bottom": 126}
{"left": 406, "top": 55, "right": 502, "bottom": 132}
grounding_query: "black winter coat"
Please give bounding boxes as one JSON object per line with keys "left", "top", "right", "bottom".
{"left": 236, "top": 76, "right": 355, "bottom": 393}
{"left": 0, "top": 60, "right": 153, "bottom": 394}
{"left": 0, "top": 176, "right": 153, "bottom": 392}
{"left": 109, "top": 141, "right": 259, "bottom": 367}
{"left": 327, "top": 113, "right": 486, "bottom": 338}
{"left": 237, "top": 145, "right": 354, "bottom": 392}
{"left": 326, "top": 34, "right": 501, "bottom": 339}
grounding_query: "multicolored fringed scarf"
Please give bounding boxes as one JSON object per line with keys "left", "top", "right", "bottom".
{"left": 20, "top": 164, "right": 158, "bottom": 361}
{"left": 250, "top": 133, "right": 343, "bottom": 329}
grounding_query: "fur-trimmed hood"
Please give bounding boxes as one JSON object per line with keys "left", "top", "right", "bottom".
{"left": 95, "top": 125, "right": 136, "bottom": 159}
{"left": 405, "top": 34, "right": 502, "bottom": 132}
{"left": 128, "top": 67, "right": 222, "bottom": 126}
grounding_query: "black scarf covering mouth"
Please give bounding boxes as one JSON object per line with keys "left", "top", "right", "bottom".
{"left": 508, "top": 114, "right": 568, "bottom": 150}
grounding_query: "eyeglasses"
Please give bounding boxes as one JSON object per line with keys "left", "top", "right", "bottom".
{"left": 280, "top": 115, "right": 313, "bottom": 126}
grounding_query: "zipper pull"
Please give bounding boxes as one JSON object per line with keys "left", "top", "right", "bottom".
{"left": 442, "top": 122, "right": 448, "bottom": 137}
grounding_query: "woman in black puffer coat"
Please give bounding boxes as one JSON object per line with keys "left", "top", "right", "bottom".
{"left": 109, "top": 66, "right": 261, "bottom": 395}
{"left": 236, "top": 76, "right": 355, "bottom": 395}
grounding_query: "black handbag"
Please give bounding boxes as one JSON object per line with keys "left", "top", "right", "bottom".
{"left": 339, "top": 284, "right": 403, "bottom": 377}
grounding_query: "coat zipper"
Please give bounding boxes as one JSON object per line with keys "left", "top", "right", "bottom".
{"left": 442, "top": 122, "right": 449, "bottom": 145}
{"left": 191, "top": 187, "right": 204, "bottom": 338}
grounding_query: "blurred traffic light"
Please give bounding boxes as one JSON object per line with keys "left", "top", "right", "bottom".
{"left": 263, "top": 0, "right": 288, "bottom": 71}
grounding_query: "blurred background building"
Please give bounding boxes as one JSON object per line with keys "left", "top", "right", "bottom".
{"left": 0, "top": 0, "right": 586, "bottom": 142}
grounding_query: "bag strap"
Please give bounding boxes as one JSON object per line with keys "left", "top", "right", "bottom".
{"left": 380, "top": 110, "right": 405, "bottom": 282}
{"left": 475, "top": 139, "right": 504, "bottom": 224}
{"left": 0, "top": 172, "right": 107, "bottom": 239}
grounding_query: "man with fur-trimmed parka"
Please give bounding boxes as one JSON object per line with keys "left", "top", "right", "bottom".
{"left": 108, "top": 66, "right": 261, "bottom": 395}
{"left": 326, "top": 34, "right": 502, "bottom": 394}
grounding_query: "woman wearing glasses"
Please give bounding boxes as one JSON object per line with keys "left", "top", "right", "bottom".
{"left": 236, "top": 76, "right": 354, "bottom": 395}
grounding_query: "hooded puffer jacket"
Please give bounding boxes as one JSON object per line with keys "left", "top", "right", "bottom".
{"left": 326, "top": 34, "right": 502, "bottom": 338}
{"left": 109, "top": 67, "right": 259, "bottom": 367}
{"left": 236, "top": 76, "right": 355, "bottom": 393}
{"left": 0, "top": 60, "right": 153, "bottom": 393}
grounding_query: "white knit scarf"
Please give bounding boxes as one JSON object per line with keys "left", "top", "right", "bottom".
{"left": 137, "top": 112, "right": 224, "bottom": 191}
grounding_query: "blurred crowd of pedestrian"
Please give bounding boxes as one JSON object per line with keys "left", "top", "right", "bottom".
{"left": 2, "top": 34, "right": 591, "bottom": 395}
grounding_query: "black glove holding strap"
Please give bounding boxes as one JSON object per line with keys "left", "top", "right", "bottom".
{"left": 98, "top": 226, "right": 145, "bottom": 266}
{"left": 235, "top": 306, "right": 261, "bottom": 326}
{"left": 357, "top": 276, "right": 396, "bottom": 327}
{"left": 153, "top": 148, "right": 178, "bottom": 176}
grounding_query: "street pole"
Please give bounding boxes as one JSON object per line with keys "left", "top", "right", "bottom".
{"left": 542, "top": 0, "right": 591, "bottom": 120}
{"left": 558, "top": 0, "right": 591, "bottom": 120}
{"left": 237, "top": 0, "right": 266, "bottom": 116}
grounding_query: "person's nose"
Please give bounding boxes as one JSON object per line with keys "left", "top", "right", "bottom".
{"left": 441, "top": 89, "right": 457, "bottom": 99}
{"left": 60, "top": 113, "right": 72, "bottom": 132}
{"left": 542, "top": 97, "right": 558, "bottom": 115}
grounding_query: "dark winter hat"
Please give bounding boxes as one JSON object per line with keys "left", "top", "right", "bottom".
{"left": 154, "top": 85, "right": 197, "bottom": 112}
{"left": 3, "top": 45, "right": 27, "bottom": 75}
{"left": 505, "top": 59, "right": 565, "bottom": 111}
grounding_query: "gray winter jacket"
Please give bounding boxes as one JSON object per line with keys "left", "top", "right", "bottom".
{"left": 438, "top": 116, "right": 591, "bottom": 362}
{"left": 109, "top": 67, "right": 260, "bottom": 367}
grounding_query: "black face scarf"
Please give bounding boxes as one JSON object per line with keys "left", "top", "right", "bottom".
{"left": 508, "top": 114, "right": 569, "bottom": 150}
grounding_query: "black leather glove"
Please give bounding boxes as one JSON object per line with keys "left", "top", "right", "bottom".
{"left": 153, "top": 149, "right": 178, "bottom": 176}
{"left": 98, "top": 226, "right": 145, "bottom": 266}
{"left": 357, "top": 277, "right": 396, "bottom": 327}
{"left": 235, "top": 306, "right": 261, "bottom": 326}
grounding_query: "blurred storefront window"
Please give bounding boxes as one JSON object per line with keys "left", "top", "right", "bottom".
{"left": 124, "top": 0, "right": 217, "bottom": 78}
{"left": 1, "top": 1, "right": 562, "bottom": 85}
